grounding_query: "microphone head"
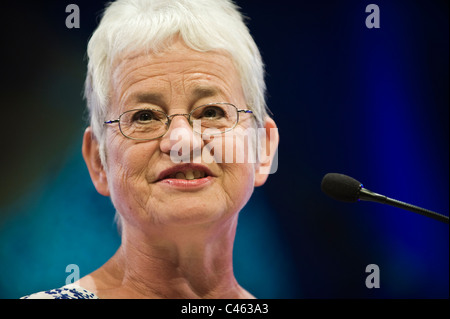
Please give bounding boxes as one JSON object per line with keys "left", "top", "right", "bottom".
{"left": 321, "top": 173, "right": 362, "bottom": 202}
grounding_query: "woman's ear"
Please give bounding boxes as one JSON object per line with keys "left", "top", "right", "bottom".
{"left": 82, "top": 127, "right": 110, "bottom": 196}
{"left": 254, "top": 117, "right": 279, "bottom": 187}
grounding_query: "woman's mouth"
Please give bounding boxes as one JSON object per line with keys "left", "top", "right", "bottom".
{"left": 166, "top": 169, "right": 207, "bottom": 180}
{"left": 156, "top": 164, "right": 214, "bottom": 189}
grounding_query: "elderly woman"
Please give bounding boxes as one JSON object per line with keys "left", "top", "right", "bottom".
{"left": 23, "top": 0, "right": 278, "bottom": 299}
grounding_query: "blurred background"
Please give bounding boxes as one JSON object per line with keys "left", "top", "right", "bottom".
{"left": 0, "top": 0, "right": 448, "bottom": 299}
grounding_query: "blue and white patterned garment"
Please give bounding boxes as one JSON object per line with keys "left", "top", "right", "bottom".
{"left": 21, "top": 284, "right": 99, "bottom": 299}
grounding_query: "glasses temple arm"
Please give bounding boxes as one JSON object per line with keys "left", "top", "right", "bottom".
{"left": 104, "top": 119, "right": 120, "bottom": 124}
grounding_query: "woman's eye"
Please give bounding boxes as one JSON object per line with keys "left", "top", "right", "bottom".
{"left": 139, "top": 113, "right": 152, "bottom": 121}
{"left": 133, "top": 111, "right": 154, "bottom": 122}
{"left": 201, "top": 106, "right": 225, "bottom": 118}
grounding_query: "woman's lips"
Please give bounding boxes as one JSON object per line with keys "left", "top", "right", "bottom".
{"left": 157, "top": 175, "right": 214, "bottom": 189}
{"left": 156, "top": 163, "right": 214, "bottom": 181}
{"left": 155, "top": 163, "right": 215, "bottom": 190}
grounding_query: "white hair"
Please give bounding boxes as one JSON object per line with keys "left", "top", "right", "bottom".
{"left": 84, "top": 0, "right": 268, "bottom": 166}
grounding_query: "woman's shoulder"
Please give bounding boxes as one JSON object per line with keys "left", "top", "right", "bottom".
{"left": 21, "top": 284, "right": 99, "bottom": 299}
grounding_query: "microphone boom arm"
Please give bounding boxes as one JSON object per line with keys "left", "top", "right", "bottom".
{"left": 359, "top": 187, "right": 449, "bottom": 224}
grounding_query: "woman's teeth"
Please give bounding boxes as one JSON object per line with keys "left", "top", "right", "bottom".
{"left": 170, "top": 170, "right": 206, "bottom": 180}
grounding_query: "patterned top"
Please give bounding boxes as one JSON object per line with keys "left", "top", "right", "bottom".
{"left": 21, "top": 284, "right": 99, "bottom": 299}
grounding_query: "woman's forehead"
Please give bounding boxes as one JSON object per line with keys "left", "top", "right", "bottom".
{"left": 111, "top": 40, "right": 237, "bottom": 83}
{"left": 109, "top": 41, "right": 245, "bottom": 110}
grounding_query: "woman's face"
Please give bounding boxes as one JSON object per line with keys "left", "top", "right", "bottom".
{"left": 102, "top": 40, "right": 260, "bottom": 229}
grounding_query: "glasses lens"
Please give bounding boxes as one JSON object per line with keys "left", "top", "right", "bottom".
{"left": 190, "top": 103, "right": 238, "bottom": 134}
{"left": 119, "top": 109, "right": 167, "bottom": 140}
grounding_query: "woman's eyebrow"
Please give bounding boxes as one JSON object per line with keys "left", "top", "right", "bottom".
{"left": 191, "top": 86, "right": 224, "bottom": 100}
{"left": 130, "top": 92, "right": 165, "bottom": 105}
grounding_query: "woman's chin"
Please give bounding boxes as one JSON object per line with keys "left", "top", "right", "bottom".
{"left": 154, "top": 206, "right": 228, "bottom": 227}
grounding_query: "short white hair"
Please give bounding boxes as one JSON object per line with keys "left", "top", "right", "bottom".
{"left": 84, "top": 0, "right": 268, "bottom": 165}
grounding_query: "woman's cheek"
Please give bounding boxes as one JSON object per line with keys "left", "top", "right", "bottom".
{"left": 105, "top": 142, "right": 156, "bottom": 211}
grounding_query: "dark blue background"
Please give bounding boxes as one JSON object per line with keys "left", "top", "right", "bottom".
{"left": 0, "top": 0, "right": 448, "bottom": 298}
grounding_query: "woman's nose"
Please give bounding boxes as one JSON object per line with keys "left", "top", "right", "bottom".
{"left": 159, "top": 115, "right": 203, "bottom": 162}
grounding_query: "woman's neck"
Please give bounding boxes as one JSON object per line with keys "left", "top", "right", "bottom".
{"left": 79, "top": 215, "right": 254, "bottom": 299}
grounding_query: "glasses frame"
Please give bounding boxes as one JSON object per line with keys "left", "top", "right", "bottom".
{"left": 104, "top": 102, "right": 254, "bottom": 141}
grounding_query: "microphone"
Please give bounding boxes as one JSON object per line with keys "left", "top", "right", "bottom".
{"left": 321, "top": 173, "right": 449, "bottom": 224}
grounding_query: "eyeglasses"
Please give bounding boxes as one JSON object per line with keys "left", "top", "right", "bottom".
{"left": 104, "top": 102, "right": 254, "bottom": 141}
